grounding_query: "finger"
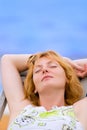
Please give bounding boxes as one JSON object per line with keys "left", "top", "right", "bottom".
{"left": 77, "top": 71, "right": 87, "bottom": 78}
{"left": 72, "top": 63, "right": 84, "bottom": 71}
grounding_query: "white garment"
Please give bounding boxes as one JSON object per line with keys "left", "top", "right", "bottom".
{"left": 8, "top": 105, "right": 84, "bottom": 130}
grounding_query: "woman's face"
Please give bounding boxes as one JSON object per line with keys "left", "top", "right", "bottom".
{"left": 33, "top": 57, "right": 67, "bottom": 94}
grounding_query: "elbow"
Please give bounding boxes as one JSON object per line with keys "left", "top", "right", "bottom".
{"left": 1, "top": 54, "right": 13, "bottom": 70}
{"left": 1, "top": 54, "right": 10, "bottom": 64}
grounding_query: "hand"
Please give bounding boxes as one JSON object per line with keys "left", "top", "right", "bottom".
{"left": 63, "top": 57, "right": 87, "bottom": 78}
{"left": 75, "top": 64, "right": 87, "bottom": 78}
{"left": 63, "top": 57, "right": 84, "bottom": 70}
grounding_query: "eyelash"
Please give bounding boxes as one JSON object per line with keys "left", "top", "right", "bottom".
{"left": 34, "top": 65, "right": 58, "bottom": 73}
{"left": 49, "top": 65, "right": 57, "bottom": 68}
{"left": 34, "top": 69, "right": 41, "bottom": 73}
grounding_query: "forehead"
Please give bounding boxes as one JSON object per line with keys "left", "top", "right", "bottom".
{"left": 34, "top": 57, "right": 58, "bottom": 66}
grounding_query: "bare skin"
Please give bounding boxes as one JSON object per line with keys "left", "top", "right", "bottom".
{"left": 1, "top": 54, "right": 87, "bottom": 129}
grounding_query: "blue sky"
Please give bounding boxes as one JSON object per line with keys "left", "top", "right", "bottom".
{"left": 0, "top": 0, "right": 87, "bottom": 92}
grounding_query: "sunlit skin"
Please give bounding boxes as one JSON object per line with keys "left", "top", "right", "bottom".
{"left": 33, "top": 57, "right": 67, "bottom": 108}
{"left": 64, "top": 57, "right": 87, "bottom": 78}
{"left": 1, "top": 53, "right": 87, "bottom": 129}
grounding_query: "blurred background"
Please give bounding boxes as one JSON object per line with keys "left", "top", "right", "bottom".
{"left": 0, "top": 0, "right": 87, "bottom": 94}
{"left": 0, "top": 0, "right": 87, "bottom": 129}
{"left": 0, "top": 0, "right": 87, "bottom": 90}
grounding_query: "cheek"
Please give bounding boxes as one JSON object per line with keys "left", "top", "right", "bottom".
{"left": 33, "top": 75, "right": 42, "bottom": 92}
{"left": 56, "top": 70, "right": 66, "bottom": 82}
{"left": 33, "top": 75, "right": 40, "bottom": 87}
{"left": 62, "top": 73, "right": 67, "bottom": 85}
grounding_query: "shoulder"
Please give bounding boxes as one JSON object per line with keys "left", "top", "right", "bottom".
{"left": 73, "top": 97, "right": 87, "bottom": 111}
{"left": 73, "top": 97, "right": 87, "bottom": 129}
{"left": 74, "top": 97, "right": 87, "bottom": 106}
{"left": 73, "top": 97, "right": 87, "bottom": 119}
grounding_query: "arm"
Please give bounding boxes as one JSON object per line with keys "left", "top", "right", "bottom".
{"left": 73, "top": 58, "right": 87, "bottom": 66}
{"left": 74, "top": 97, "right": 87, "bottom": 129}
{"left": 1, "top": 54, "right": 31, "bottom": 114}
{"left": 63, "top": 57, "right": 87, "bottom": 78}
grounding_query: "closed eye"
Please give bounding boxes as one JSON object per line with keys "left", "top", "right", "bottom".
{"left": 34, "top": 62, "right": 58, "bottom": 73}
{"left": 48, "top": 63, "right": 58, "bottom": 68}
{"left": 34, "top": 68, "right": 42, "bottom": 73}
{"left": 49, "top": 65, "right": 58, "bottom": 68}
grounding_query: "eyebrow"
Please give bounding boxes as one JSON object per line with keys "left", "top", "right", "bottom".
{"left": 34, "top": 60, "right": 58, "bottom": 68}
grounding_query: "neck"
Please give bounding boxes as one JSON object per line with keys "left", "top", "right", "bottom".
{"left": 39, "top": 91, "right": 66, "bottom": 110}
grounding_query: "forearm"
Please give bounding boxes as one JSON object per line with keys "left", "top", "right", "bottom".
{"left": 1, "top": 54, "right": 31, "bottom": 110}
{"left": 63, "top": 57, "right": 87, "bottom": 68}
{"left": 1, "top": 54, "right": 31, "bottom": 72}
{"left": 63, "top": 57, "right": 87, "bottom": 78}
{"left": 73, "top": 58, "right": 87, "bottom": 66}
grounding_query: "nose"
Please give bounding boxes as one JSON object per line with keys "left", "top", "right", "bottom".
{"left": 42, "top": 67, "right": 48, "bottom": 74}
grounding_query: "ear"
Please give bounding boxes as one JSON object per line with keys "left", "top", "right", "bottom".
{"left": 66, "top": 77, "right": 69, "bottom": 84}
{"left": 34, "top": 89, "right": 38, "bottom": 94}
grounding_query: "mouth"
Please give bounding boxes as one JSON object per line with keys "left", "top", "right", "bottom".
{"left": 41, "top": 75, "right": 53, "bottom": 81}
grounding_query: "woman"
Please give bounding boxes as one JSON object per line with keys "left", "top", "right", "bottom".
{"left": 1, "top": 50, "right": 87, "bottom": 130}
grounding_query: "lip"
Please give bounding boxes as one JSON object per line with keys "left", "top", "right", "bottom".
{"left": 41, "top": 75, "right": 53, "bottom": 81}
